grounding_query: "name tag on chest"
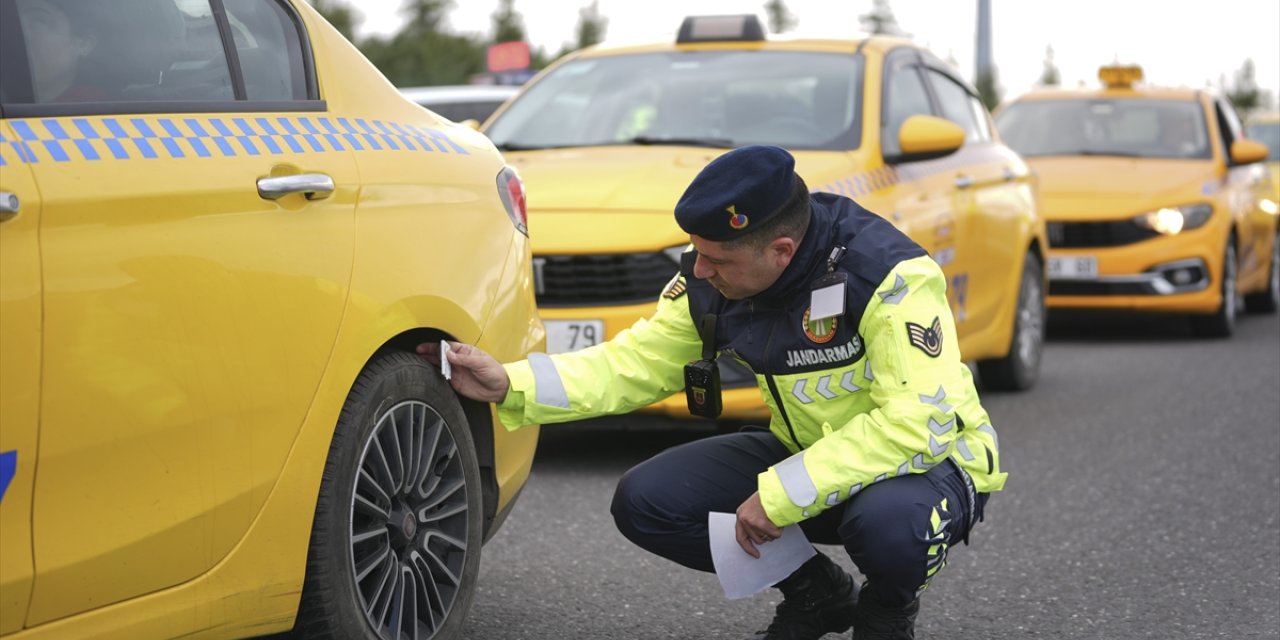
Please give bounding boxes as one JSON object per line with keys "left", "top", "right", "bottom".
{"left": 809, "top": 272, "right": 847, "bottom": 322}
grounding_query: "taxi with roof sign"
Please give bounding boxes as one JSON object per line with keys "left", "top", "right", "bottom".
{"left": 484, "top": 13, "right": 1049, "bottom": 422}
{"left": 0, "top": 0, "right": 541, "bottom": 638}
{"left": 1245, "top": 111, "right": 1280, "bottom": 206}
{"left": 996, "top": 65, "right": 1278, "bottom": 335}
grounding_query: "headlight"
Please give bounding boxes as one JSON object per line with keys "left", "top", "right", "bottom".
{"left": 663, "top": 244, "right": 690, "bottom": 266}
{"left": 1132, "top": 203, "right": 1213, "bottom": 235}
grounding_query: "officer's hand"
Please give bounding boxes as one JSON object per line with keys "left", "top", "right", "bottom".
{"left": 416, "top": 341, "right": 510, "bottom": 404}
{"left": 735, "top": 491, "right": 784, "bottom": 559}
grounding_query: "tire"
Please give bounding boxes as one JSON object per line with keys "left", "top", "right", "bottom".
{"left": 977, "top": 253, "right": 1045, "bottom": 391}
{"left": 1191, "top": 238, "right": 1238, "bottom": 338}
{"left": 1243, "top": 231, "right": 1279, "bottom": 313}
{"left": 295, "top": 352, "right": 483, "bottom": 640}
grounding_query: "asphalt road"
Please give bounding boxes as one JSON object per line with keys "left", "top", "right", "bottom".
{"left": 460, "top": 310, "right": 1280, "bottom": 640}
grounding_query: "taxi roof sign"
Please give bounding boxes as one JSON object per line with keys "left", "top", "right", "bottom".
{"left": 1098, "top": 64, "right": 1144, "bottom": 88}
{"left": 676, "top": 14, "right": 766, "bottom": 44}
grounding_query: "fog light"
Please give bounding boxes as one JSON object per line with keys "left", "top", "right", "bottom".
{"left": 1170, "top": 269, "right": 1194, "bottom": 285}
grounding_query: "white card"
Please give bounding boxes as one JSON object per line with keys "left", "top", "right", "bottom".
{"left": 708, "top": 512, "right": 816, "bottom": 600}
{"left": 809, "top": 283, "right": 845, "bottom": 322}
{"left": 440, "top": 340, "right": 452, "bottom": 380}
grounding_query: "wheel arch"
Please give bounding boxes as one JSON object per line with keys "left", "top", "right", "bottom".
{"left": 373, "top": 328, "right": 502, "bottom": 541}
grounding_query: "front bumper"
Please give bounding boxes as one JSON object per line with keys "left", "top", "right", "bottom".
{"left": 1050, "top": 257, "right": 1209, "bottom": 296}
{"left": 1047, "top": 244, "right": 1222, "bottom": 313}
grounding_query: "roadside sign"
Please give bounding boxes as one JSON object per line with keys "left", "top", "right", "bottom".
{"left": 488, "top": 41, "right": 530, "bottom": 73}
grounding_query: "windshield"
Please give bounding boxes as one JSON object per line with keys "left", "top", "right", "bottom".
{"left": 485, "top": 50, "right": 863, "bottom": 151}
{"left": 996, "top": 99, "right": 1211, "bottom": 160}
{"left": 1245, "top": 121, "right": 1280, "bottom": 162}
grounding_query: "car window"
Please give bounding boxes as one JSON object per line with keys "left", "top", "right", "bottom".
{"left": 485, "top": 51, "right": 863, "bottom": 151}
{"left": 881, "top": 54, "right": 932, "bottom": 157}
{"left": 11, "top": 0, "right": 233, "bottom": 103}
{"left": 966, "top": 93, "right": 992, "bottom": 142}
{"left": 1245, "top": 120, "right": 1280, "bottom": 162}
{"left": 223, "top": 0, "right": 309, "bottom": 101}
{"left": 996, "top": 98, "right": 1211, "bottom": 160}
{"left": 927, "top": 68, "right": 983, "bottom": 142}
{"left": 1, "top": 0, "right": 316, "bottom": 112}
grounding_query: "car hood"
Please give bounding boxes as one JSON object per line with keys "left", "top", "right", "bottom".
{"left": 1025, "top": 156, "right": 1220, "bottom": 219}
{"left": 505, "top": 146, "right": 857, "bottom": 253}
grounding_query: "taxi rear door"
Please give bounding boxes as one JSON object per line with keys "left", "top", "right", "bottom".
{"left": 0, "top": 119, "right": 40, "bottom": 635}
{"left": 3, "top": 0, "right": 358, "bottom": 625}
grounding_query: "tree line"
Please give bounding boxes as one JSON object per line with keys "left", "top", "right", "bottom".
{"left": 306, "top": 0, "right": 607, "bottom": 86}
{"left": 308, "top": 0, "right": 1271, "bottom": 121}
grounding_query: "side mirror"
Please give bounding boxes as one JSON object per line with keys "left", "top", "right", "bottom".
{"left": 886, "top": 115, "right": 966, "bottom": 165}
{"left": 1230, "top": 139, "right": 1269, "bottom": 165}
{"left": 459, "top": 118, "right": 482, "bottom": 132}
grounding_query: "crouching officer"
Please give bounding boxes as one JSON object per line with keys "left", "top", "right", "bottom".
{"left": 419, "top": 145, "right": 1006, "bottom": 639}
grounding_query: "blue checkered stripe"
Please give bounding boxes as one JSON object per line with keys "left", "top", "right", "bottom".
{"left": 816, "top": 166, "right": 900, "bottom": 199}
{"left": 0, "top": 115, "right": 469, "bottom": 166}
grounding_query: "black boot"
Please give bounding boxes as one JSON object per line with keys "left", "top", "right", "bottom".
{"left": 746, "top": 553, "right": 859, "bottom": 640}
{"left": 851, "top": 585, "right": 919, "bottom": 640}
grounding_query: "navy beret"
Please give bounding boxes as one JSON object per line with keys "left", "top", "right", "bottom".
{"left": 675, "top": 145, "right": 797, "bottom": 241}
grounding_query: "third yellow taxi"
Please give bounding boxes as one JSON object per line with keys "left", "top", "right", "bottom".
{"left": 1245, "top": 111, "right": 1280, "bottom": 205}
{"left": 484, "top": 14, "right": 1048, "bottom": 421}
{"left": 996, "top": 65, "right": 1279, "bottom": 336}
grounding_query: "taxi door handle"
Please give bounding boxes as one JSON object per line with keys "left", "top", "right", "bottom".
{"left": 0, "top": 192, "right": 19, "bottom": 222}
{"left": 257, "top": 173, "right": 334, "bottom": 201}
{"left": 1002, "top": 167, "right": 1017, "bottom": 182}
{"left": 954, "top": 175, "right": 974, "bottom": 189}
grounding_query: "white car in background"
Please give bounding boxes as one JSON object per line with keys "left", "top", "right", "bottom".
{"left": 401, "top": 84, "right": 521, "bottom": 125}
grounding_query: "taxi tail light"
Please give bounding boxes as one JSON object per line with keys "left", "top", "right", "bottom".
{"left": 497, "top": 166, "right": 528, "bottom": 236}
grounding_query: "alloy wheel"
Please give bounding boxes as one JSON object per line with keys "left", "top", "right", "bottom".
{"left": 350, "top": 400, "right": 470, "bottom": 640}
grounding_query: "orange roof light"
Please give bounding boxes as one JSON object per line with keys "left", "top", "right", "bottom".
{"left": 1098, "top": 64, "right": 1144, "bottom": 89}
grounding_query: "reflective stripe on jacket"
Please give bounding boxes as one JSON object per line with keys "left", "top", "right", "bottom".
{"left": 498, "top": 193, "right": 1006, "bottom": 527}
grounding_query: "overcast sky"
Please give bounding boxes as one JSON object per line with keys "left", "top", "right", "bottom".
{"left": 355, "top": 0, "right": 1280, "bottom": 106}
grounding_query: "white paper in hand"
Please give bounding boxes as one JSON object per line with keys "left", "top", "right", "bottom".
{"left": 708, "top": 512, "right": 816, "bottom": 600}
{"left": 440, "top": 340, "right": 452, "bottom": 380}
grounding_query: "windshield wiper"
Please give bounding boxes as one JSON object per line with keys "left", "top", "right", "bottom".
{"left": 1069, "top": 149, "right": 1146, "bottom": 158}
{"left": 627, "top": 135, "right": 735, "bottom": 148}
{"left": 494, "top": 142, "right": 563, "bottom": 151}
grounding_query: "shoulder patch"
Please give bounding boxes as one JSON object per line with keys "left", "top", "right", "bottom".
{"left": 905, "top": 316, "right": 943, "bottom": 357}
{"left": 878, "top": 273, "right": 909, "bottom": 304}
{"left": 662, "top": 277, "right": 688, "bottom": 301}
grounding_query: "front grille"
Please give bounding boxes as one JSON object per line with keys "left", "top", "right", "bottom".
{"left": 1047, "top": 221, "right": 1158, "bottom": 248}
{"left": 536, "top": 252, "right": 679, "bottom": 306}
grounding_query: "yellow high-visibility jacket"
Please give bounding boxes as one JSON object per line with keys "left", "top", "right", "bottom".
{"left": 498, "top": 193, "right": 1007, "bottom": 526}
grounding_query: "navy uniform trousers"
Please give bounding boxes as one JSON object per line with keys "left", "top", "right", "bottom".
{"left": 610, "top": 429, "right": 989, "bottom": 606}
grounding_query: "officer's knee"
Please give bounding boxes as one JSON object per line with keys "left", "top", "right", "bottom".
{"left": 839, "top": 488, "right": 924, "bottom": 571}
{"left": 610, "top": 468, "right": 649, "bottom": 540}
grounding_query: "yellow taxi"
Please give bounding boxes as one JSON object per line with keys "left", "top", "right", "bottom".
{"left": 0, "top": 1, "right": 541, "bottom": 638}
{"left": 996, "top": 65, "right": 1278, "bottom": 335}
{"left": 483, "top": 14, "right": 1049, "bottom": 421}
{"left": 1245, "top": 111, "right": 1280, "bottom": 205}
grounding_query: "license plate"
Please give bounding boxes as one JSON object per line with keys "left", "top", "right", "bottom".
{"left": 1048, "top": 255, "right": 1098, "bottom": 280}
{"left": 545, "top": 320, "right": 605, "bottom": 353}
